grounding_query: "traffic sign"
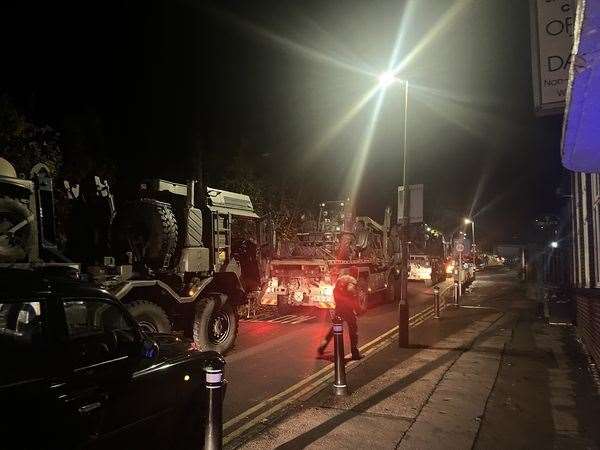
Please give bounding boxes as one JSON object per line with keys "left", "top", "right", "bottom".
{"left": 455, "top": 243, "right": 465, "bottom": 253}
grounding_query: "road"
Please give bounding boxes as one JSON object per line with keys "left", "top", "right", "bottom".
{"left": 223, "top": 280, "right": 443, "bottom": 423}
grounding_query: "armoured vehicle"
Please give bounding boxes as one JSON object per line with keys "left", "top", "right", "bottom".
{"left": 261, "top": 200, "right": 400, "bottom": 312}
{"left": 0, "top": 157, "right": 271, "bottom": 354}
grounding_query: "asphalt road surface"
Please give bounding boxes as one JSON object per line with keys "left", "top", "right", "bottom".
{"left": 223, "top": 280, "right": 443, "bottom": 422}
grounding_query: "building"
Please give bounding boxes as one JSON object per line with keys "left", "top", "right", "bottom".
{"left": 561, "top": 1, "right": 600, "bottom": 368}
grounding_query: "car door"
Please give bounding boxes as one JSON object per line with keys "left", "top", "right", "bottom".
{"left": 58, "top": 296, "right": 177, "bottom": 449}
{"left": 0, "top": 297, "right": 78, "bottom": 450}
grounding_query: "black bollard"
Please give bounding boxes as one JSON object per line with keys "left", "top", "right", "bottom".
{"left": 204, "top": 361, "right": 225, "bottom": 450}
{"left": 454, "top": 280, "right": 459, "bottom": 306}
{"left": 433, "top": 286, "right": 440, "bottom": 319}
{"left": 332, "top": 316, "right": 349, "bottom": 396}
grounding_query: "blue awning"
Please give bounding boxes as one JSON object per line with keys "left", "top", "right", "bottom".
{"left": 562, "top": 0, "right": 600, "bottom": 172}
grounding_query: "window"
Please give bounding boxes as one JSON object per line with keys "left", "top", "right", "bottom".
{"left": 0, "top": 300, "right": 43, "bottom": 345}
{"left": 0, "top": 300, "right": 46, "bottom": 385}
{"left": 63, "top": 298, "right": 137, "bottom": 368}
{"left": 63, "top": 299, "right": 133, "bottom": 338}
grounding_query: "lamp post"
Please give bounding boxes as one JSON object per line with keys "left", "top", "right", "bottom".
{"left": 398, "top": 79, "right": 410, "bottom": 348}
{"left": 464, "top": 218, "right": 475, "bottom": 251}
{"left": 377, "top": 71, "right": 409, "bottom": 347}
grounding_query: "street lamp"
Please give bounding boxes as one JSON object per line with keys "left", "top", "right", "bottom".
{"left": 376, "top": 71, "right": 411, "bottom": 347}
{"left": 550, "top": 241, "right": 559, "bottom": 248}
{"left": 464, "top": 218, "right": 475, "bottom": 247}
{"left": 377, "top": 71, "right": 396, "bottom": 88}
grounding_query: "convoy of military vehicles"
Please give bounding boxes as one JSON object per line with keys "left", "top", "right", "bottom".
{"left": 0, "top": 157, "right": 272, "bottom": 354}
{"left": 0, "top": 156, "right": 462, "bottom": 354}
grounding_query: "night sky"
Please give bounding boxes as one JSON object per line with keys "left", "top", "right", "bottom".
{"left": 0, "top": 0, "right": 568, "bottom": 250}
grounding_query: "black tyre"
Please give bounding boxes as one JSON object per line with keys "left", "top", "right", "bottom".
{"left": 193, "top": 298, "right": 238, "bottom": 354}
{"left": 356, "top": 289, "right": 368, "bottom": 314}
{"left": 115, "top": 199, "right": 178, "bottom": 271}
{"left": 126, "top": 300, "right": 171, "bottom": 334}
{"left": 0, "top": 196, "right": 33, "bottom": 263}
{"left": 384, "top": 275, "right": 398, "bottom": 303}
{"left": 277, "top": 294, "right": 293, "bottom": 315}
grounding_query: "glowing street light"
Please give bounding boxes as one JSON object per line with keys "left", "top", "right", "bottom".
{"left": 464, "top": 218, "right": 475, "bottom": 246}
{"left": 550, "top": 241, "right": 559, "bottom": 248}
{"left": 377, "top": 71, "right": 396, "bottom": 88}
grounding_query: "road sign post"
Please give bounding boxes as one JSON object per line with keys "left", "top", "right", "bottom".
{"left": 397, "top": 184, "right": 423, "bottom": 348}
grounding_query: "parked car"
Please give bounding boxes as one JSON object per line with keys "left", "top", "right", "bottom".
{"left": 0, "top": 268, "right": 224, "bottom": 450}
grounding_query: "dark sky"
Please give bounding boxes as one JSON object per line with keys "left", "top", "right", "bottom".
{"left": 0, "top": 0, "right": 568, "bottom": 249}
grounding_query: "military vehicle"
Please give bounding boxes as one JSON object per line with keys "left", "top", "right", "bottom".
{"left": 261, "top": 200, "right": 400, "bottom": 313}
{"left": 0, "top": 157, "right": 271, "bottom": 354}
{"left": 407, "top": 225, "right": 446, "bottom": 286}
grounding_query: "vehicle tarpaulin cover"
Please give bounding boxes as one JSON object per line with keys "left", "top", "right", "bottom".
{"left": 562, "top": 0, "right": 600, "bottom": 172}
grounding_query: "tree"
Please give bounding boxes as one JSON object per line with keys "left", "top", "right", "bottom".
{"left": 0, "top": 94, "right": 62, "bottom": 176}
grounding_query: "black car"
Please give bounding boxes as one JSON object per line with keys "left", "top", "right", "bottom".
{"left": 0, "top": 268, "right": 225, "bottom": 450}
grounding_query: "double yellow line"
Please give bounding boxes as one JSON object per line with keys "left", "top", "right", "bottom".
{"left": 223, "top": 300, "right": 449, "bottom": 445}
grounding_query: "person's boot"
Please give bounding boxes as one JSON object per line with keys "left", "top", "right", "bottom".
{"left": 351, "top": 348, "right": 363, "bottom": 360}
{"left": 317, "top": 341, "right": 327, "bottom": 355}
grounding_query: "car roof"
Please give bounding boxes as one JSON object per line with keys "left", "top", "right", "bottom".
{"left": 0, "top": 268, "right": 114, "bottom": 302}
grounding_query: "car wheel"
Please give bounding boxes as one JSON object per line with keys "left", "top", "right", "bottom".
{"left": 193, "top": 298, "right": 238, "bottom": 354}
{"left": 126, "top": 300, "right": 171, "bottom": 334}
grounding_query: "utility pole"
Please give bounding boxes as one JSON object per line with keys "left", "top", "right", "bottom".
{"left": 398, "top": 80, "right": 410, "bottom": 348}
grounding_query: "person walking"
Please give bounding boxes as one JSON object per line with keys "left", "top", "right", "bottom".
{"left": 317, "top": 267, "right": 362, "bottom": 360}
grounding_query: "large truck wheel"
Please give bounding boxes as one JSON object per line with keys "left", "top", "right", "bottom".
{"left": 384, "top": 275, "right": 397, "bottom": 303}
{"left": 0, "top": 196, "right": 33, "bottom": 263}
{"left": 193, "top": 298, "right": 238, "bottom": 354}
{"left": 277, "top": 294, "right": 292, "bottom": 315}
{"left": 115, "top": 199, "right": 178, "bottom": 271}
{"left": 356, "top": 289, "right": 368, "bottom": 315}
{"left": 126, "top": 300, "right": 171, "bottom": 334}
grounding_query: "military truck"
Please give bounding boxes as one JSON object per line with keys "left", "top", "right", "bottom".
{"left": 0, "top": 157, "right": 271, "bottom": 354}
{"left": 407, "top": 224, "right": 446, "bottom": 286}
{"left": 261, "top": 200, "right": 400, "bottom": 313}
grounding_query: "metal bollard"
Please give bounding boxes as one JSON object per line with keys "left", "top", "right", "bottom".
{"left": 204, "top": 361, "right": 225, "bottom": 450}
{"left": 332, "top": 316, "right": 349, "bottom": 396}
{"left": 454, "top": 281, "right": 459, "bottom": 306}
{"left": 433, "top": 286, "right": 440, "bottom": 319}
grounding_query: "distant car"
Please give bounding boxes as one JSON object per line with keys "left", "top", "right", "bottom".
{"left": 0, "top": 268, "right": 224, "bottom": 450}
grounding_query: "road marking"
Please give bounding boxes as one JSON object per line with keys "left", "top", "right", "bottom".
{"left": 240, "top": 313, "right": 317, "bottom": 324}
{"left": 224, "top": 299, "right": 451, "bottom": 444}
{"left": 267, "top": 314, "right": 297, "bottom": 323}
{"left": 290, "top": 315, "right": 314, "bottom": 324}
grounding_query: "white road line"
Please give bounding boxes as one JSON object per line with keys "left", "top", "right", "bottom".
{"left": 290, "top": 315, "right": 315, "bottom": 324}
{"left": 278, "top": 317, "right": 302, "bottom": 324}
{"left": 267, "top": 314, "right": 297, "bottom": 323}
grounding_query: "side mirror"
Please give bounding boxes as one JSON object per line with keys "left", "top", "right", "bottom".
{"left": 141, "top": 338, "right": 159, "bottom": 359}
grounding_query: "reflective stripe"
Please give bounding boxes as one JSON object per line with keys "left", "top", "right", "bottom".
{"left": 206, "top": 372, "right": 223, "bottom": 383}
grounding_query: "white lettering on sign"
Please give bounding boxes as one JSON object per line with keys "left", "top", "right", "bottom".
{"left": 531, "top": 0, "right": 576, "bottom": 113}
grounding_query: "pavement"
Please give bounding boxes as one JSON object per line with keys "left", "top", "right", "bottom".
{"left": 228, "top": 268, "right": 600, "bottom": 449}
{"left": 224, "top": 279, "right": 450, "bottom": 425}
